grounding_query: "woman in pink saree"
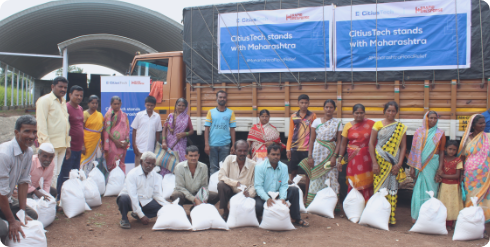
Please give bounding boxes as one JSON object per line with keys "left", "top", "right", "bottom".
{"left": 103, "top": 96, "right": 130, "bottom": 173}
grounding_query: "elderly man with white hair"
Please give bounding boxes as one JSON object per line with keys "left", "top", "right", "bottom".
{"left": 27, "top": 143, "right": 57, "bottom": 199}
{"left": 116, "top": 151, "right": 168, "bottom": 229}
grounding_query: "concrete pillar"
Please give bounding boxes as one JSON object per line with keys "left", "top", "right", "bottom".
{"left": 21, "top": 73, "right": 24, "bottom": 108}
{"left": 3, "top": 64, "right": 7, "bottom": 110}
{"left": 10, "top": 68, "right": 14, "bottom": 108}
{"left": 62, "top": 48, "right": 68, "bottom": 79}
{"left": 16, "top": 71, "right": 19, "bottom": 107}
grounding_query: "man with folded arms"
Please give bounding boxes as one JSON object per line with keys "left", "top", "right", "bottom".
{"left": 117, "top": 151, "right": 167, "bottom": 229}
{"left": 254, "top": 144, "right": 309, "bottom": 227}
{"left": 171, "top": 145, "right": 219, "bottom": 207}
{"left": 218, "top": 140, "right": 256, "bottom": 220}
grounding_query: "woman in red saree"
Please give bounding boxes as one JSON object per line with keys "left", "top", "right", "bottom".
{"left": 103, "top": 96, "right": 130, "bottom": 173}
{"left": 338, "top": 104, "right": 375, "bottom": 201}
{"left": 247, "top": 109, "right": 283, "bottom": 163}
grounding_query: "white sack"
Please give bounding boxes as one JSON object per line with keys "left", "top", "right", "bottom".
{"left": 259, "top": 192, "right": 295, "bottom": 231}
{"left": 60, "top": 170, "right": 86, "bottom": 218}
{"left": 104, "top": 160, "right": 125, "bottom": 197}
{"left": 410, "top": 191, "right": 448, "bottom": 235}
{"left": 152, "top": 199, "right": 192, "bottom": 231}
{"left": 161, "top": 174, "right": 176, "bottom": 200}
{"left": 208, "top": 172, "right": 219, "bottom": 193}
{"left": 82, "top": 178, "right": 102, "bottom": 207}
{"left": 26, "top": 199, "right": 38, "bottom": 213}
{"left": 191, "top": 203, "right": 229, "bottom": 231}
{"left": 343, "top": 179, "right": 366, "bottom": 223}
{"left": 35, "top": 195, "right": 57, "bottom": 228}
{"left": 358, "top": 188, "right": 390, "bottom": 231}
{"left": 88, "top": 165, "right": 106, "bottom": 195}
{"left": 306, "top": 179, "right": 338, "bottom": 218}
{"left": 453, "top": 197, "right": 485, "bottom": 241}
{"left": 7, "top": 220, "right": 47, "bottom": 247}
{"left": 227, "top": 185, "right": 259, "bottom": 228}
{"left": 290, "top": 175, "right": 307, "bottom": 213}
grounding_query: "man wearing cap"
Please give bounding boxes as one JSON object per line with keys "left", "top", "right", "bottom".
{"left": 28, "top": 143, "right": 57, "bottom": 198}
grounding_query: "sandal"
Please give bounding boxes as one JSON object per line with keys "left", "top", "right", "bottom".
{"left": 294, "top": 219, "right": 310, "bottom": 227}
{"left": 120, "top": 220, "right": 131, "bottom": 229}
{"left": 131, "top": 212, "right": 140, "bottom": 221}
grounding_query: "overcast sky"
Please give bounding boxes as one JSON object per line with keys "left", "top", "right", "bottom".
{"left": 0, "top": 0, "right": 250, "bottom": 79}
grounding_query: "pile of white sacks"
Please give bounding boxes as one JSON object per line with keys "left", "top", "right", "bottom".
{"left": 30, "top": 163, "right": 488, "bottom": 242}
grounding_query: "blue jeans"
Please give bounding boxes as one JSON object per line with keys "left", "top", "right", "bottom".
{"left": 57, "top": 150, "right": 82, "bottom": 200}
{"left": 209, "top": 145, "right": 230, "bottom": 174}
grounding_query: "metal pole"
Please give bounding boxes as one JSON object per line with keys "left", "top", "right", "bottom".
{"left": 10, "top": 68, "right": 14, "bottom": 107}
{"left": 4, "top": 65, "right": 7, "bottom": 108}
{"left": 31, "top": 78, "right": 34, "bottom": 106}
{"left": 21, "top": 73, "right": 24, "bottom": 107}
{"left": 16, "top": 71, "right": 19, "bottom": 106}
{"left": 62, "top": 48, "right": 68, "bottom": 79}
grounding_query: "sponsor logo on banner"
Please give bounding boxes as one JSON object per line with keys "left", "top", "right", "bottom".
{"left": 415, "top": 5, "right": 443, "bottom": 13}
{"left": 131, "top": 80, "right": 145, "bottom": 85}
{"left": 356, "top": 10, "right": 395, "bottom": 16}
{"left": 286, "top": 13, "right": 310, "bottom": 21}
{"left": 237, "top": 17, "right": 269, "bottom": 23}
{"left": 106, "top": 80, "right": 128, "bottom": 85}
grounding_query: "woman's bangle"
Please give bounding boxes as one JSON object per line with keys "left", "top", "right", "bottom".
{"left": 186, "top": 132, "right": 189, "bottom": 136}
{"left": 162, "top": 136, "right": 166, "bottom": 140}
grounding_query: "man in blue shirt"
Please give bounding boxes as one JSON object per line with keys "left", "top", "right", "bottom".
{"left": 254, "top": 144, "right": 309, "bottom": 227}
{"left": 482, "top": 109, "right": 490, "bottom": 133}
{"left": 204, "top": 90, "right": 236, "bottom": 174}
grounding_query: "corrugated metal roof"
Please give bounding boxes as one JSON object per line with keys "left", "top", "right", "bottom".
{"left": 0, "top": 0, "right": 183, "bottom": 78}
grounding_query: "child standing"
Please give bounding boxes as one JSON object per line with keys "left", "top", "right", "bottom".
{"left": 437, "top": 140, "right": 464, "bottom": 230}
{"left": 286, "top": 94, "right": 316, "bottom": 182}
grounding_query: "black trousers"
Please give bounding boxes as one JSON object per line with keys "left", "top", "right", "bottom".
{"left": 169, "top": 191, "right": 219, "bottom": 206}
{"left": 254, "top": 186, "right": 301, "bottom": 220}
{"left": 0, "top": 198, "right": 38, "bottom": 238}
{"left": 288, "top": 151, "right": 308, "bottom": 174}
{"left": 217, "top": 181, "right": 237, "bottom": 209}
{"left": 117, "top": 194, "right": 162, "bottom": 221}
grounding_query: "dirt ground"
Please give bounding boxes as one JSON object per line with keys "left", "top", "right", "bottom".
{"left": 0, "top": 115, "right": 487, "bottom": 246}
{"left": 43, "top": 190, "right": 488, "bottom": 247}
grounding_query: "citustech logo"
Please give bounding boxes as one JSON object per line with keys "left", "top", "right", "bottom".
{"left": 286, "top": 13, "right": 309, "bottom": 21}
{"left": 356, "top": 10, "right": 394, "bottom": 16}
{"left": 131, "top": 81, "right": 145, "bottom": 85}
{"left": 415, "top": 5, "right": 443, "bottom": 13}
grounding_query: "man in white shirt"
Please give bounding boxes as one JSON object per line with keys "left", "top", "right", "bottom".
{"left": 131, "top": 96, "right": 162, "bottom": 166}
{"left": 117, "top": 151, "right": 167, "bottom": 229}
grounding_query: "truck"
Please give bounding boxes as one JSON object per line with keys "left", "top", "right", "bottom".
{"left": 129, "top": 0, "right": 490, "bottom": 141}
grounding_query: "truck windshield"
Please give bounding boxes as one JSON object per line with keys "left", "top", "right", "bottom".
{"left": 131, "top": 59, "right": 169, "bottom": 83}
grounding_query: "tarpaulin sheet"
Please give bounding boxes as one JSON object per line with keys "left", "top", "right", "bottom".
{"left": 183, "top": 0, "right": 490, "bottom": 84}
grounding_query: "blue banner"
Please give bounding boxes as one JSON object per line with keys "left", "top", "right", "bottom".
{"left": 335, "top": 0, "right": 471, "bottom": 71}
{"left": 218, "top": 6, "right": 334, "bottom": 73}
{"left": 101, "top": 76, "right": 150, "bottom": 164}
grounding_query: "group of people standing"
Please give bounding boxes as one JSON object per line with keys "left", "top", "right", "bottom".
{"left": 1, "top": 75, "right": 490, "bottom": 243}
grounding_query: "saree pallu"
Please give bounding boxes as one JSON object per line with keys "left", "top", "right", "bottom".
{"left": 374, "top": 122, "right": 407, "bottom": 225}
{"left": 103, "top": 108, "right": 130, "bottom": 173}
{"left": 345, "top": 119, "right": 375, "bottom": 202}
{"left": 81, "top": 111, "right": 104, "bottom": 169}
{"left": 298, "top": 118, "right": 340, "bottom": 206}
{"left": 247, "top": 123, "right": 281, "bottom": 163}
{"left": 462, "top": 132, "right": 490, "bottom": 222}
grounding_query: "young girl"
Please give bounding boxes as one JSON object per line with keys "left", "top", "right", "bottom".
{"left": 437, "top": 140, "right": 464, "bottom": 230}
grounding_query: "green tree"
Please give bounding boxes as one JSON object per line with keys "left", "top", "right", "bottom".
{"left": 55, "top": 66, "right": 84, "bottom": 76}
